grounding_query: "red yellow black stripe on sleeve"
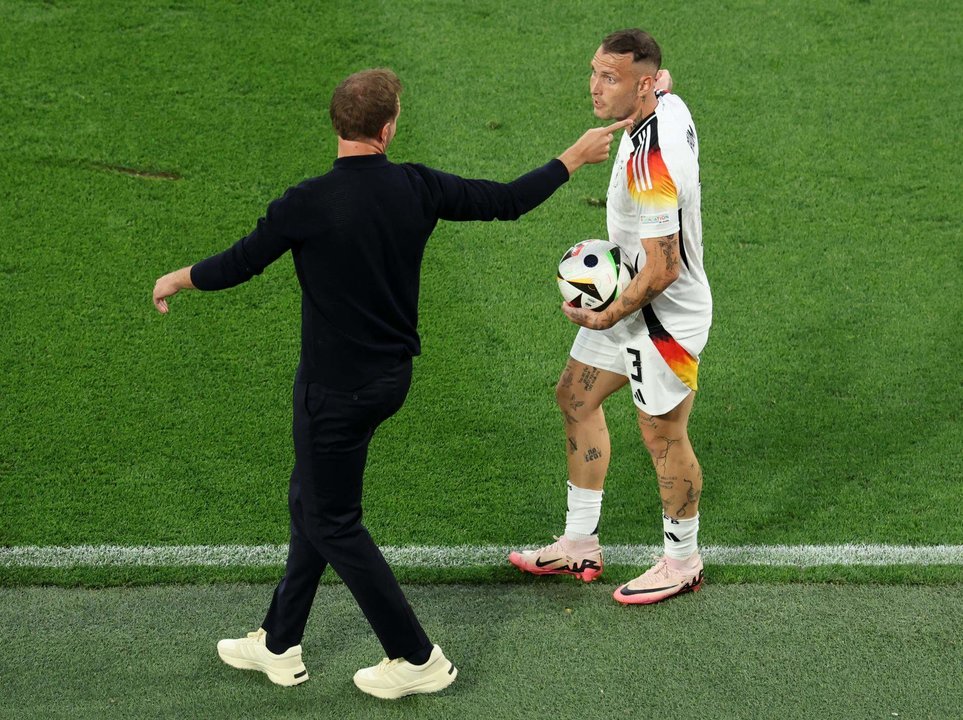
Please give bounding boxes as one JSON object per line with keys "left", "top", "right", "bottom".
{"left": 626, "top": 123, "right": 678, "bottom": 213}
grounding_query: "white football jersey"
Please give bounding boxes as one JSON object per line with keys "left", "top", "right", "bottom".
{"left": 606, "top": 92, "right": 711, "bottom": 339}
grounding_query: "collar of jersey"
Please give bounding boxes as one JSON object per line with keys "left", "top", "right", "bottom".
{"left": 334, "top": 154, "right": 390, "bottom": 168}
{"left": 629, "top": 93, "right": 666, "bottom": 141}
{"left": 629, "top": 110, "right": 658, "bottom": 142}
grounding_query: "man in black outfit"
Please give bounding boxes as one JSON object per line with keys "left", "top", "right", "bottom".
{"left": 152, "top": 68, "right": 629, "bottom": 700}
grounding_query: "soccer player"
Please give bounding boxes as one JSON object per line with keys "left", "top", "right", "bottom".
{"left": 152, "top": 69, "right": 629, "bottom": 698}
{"left": 509, "top": 29, "right": 711, "bottom": 605}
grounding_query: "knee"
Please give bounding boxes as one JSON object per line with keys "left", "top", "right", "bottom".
{"left": 306, "top": 507, "right": 365, "bottom": 546}
{"left": 640, "top": 426, "right": 688, "bottom": 467}
{"left": 555, "top": 382, "right": 599, "bottom": 422}
{"left": 637, "top": 417, "right": 659, "bottom": 456}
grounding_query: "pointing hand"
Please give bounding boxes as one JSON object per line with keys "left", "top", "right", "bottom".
{"left": 558, "top": 118, "right": 634, "bottom": 175}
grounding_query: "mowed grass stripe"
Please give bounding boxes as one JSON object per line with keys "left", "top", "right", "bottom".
{"left": 2, "top": 544, "right": 961, "bottom": 568}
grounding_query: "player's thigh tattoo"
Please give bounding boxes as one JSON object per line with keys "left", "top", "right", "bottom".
{"left": 559, "top": 365, "right": 574, "bottom": 390}
{"left": 579, "top": 366, "right": 601, "bottom": 392}
{"left": 637, "top": 411, "right": 659, "bottom": 432}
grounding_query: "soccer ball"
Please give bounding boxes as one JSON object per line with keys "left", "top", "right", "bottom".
{"left": 557, "top": 239, "right": 633, "bottom": 311}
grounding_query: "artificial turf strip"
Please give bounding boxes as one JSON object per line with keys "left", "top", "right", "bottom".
{"left": 2, "top": 0, "right": 962, "bottom": 563}
{"left": 1, "top": 583, "right": 961, "bottom": 720}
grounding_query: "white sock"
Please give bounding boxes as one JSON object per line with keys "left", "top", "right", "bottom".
{"left": 663, "top": 512, "right": 699, "bottom": 559}
{"left": 564, "top": 482, "right": 603, "bottom": 540}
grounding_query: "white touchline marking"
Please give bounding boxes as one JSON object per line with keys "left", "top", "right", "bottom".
{"left": 0, "top": 544, "right": 961, "bottom": 569}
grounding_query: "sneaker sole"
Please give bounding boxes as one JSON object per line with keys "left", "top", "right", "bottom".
{"left": 612, "top": 579, "right": 703, "bottom": 606}
{"left": 217, "top": 649, "right": 309, "bottom": 687}
{"left": 508, "top": 553, "right": 602, "bottom": 583}
{"left": 353, "top": 664, "right": 458, "bottom": 700}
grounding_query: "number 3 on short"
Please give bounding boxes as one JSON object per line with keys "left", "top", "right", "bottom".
{"left": 627, "top": 347, "right": 643, "bottom": 383}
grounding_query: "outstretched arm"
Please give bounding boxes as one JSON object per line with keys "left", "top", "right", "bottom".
{"left": 429, "top": 118, "right": 634, "bottom": 222}
{"left": 151, "top": 186, "right": 305, "bottom": 314}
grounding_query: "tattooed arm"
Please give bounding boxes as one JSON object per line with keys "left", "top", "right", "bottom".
{"left": 562, "top": 232, "right": 682, "bottom": 330}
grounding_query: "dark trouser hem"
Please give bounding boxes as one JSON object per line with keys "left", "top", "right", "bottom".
{"left": 402, "top": 644, "right": 434, "bottom": 665}
{"left": 265, "top": 633, "right": 292, "bottom": 655}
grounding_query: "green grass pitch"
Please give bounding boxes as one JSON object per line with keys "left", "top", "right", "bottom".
{"left": 1, "top": 1, "right": 961, "bottom": 577}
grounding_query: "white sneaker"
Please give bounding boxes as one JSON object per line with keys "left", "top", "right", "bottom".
{"left": 216, "top": 628, "right": 308, "bottom": 686}
{"left": 352, "top": 644, "right": 457, "bottom": 700}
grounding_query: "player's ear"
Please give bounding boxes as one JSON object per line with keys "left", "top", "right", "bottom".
{"left": 638, "top": 74, "right": 654, "bottom": 97}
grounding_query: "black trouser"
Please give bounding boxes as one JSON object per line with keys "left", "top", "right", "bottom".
{"left": 261, "top": 359, "right": 431, "bottom": 660}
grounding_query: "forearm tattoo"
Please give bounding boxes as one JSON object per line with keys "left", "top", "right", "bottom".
{"left": 620, "top": 233, "right": 679, "bottom": 314}
{"left": 658, "top": 234, "right": 680, "bottom": 275}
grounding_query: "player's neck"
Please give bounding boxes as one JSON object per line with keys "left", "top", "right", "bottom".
{"left": 337, "top": 137, "right": 387, "bottom": 158}
{"left": 630, "top": 94, "right": 660, "bottom": 128}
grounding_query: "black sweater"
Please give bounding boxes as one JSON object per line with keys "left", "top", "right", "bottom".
{"left": 190, "top": 154, "right": 569, "bottom": 391}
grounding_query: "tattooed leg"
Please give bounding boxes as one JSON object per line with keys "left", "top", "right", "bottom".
{"left": 637, "top": 392, "right": 702, "bottom": 519}
{"left": 556, "top": 358, "right": 627, "bottom": 491}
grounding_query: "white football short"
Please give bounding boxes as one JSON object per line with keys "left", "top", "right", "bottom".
{"left": 569, "top": 313, "right": 707, "bottom": 416}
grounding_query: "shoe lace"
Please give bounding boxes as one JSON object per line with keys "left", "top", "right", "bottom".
{"left": 647, "top": 557, "right": 671, "bottom": 579}
{"left": 519, "top": 536, "right": 564, "bottom": 558}
{"left": 377, "top": 657, "right": 401, "bottom": 673}
{"left": 536, "top": 536, "right": 568, "bottom": 560}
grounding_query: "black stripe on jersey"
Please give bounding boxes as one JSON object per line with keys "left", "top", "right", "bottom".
{"left": 677, "top": 209, "right": 689, "bottom": 270}
{"left": 629, "top": 112, "right": 658, "bottom": 151}
{"left": 641, "top": 304, "right": 671, "bottom": 340}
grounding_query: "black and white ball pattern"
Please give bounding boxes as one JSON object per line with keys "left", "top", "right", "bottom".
{"left": 557, "top": 239, "right": 633, "bottom": 312}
